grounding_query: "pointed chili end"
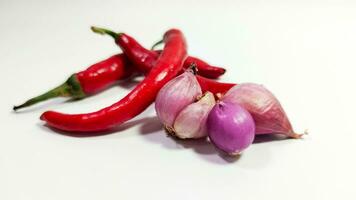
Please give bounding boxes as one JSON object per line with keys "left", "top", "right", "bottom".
{"left": 40, "top": 113, "right": 45, "bottom": 120}
{"left": 40, "top": 111, "right": 54, "bottom": 121}
{"left": 211, "top": 66, "right": 226, "bottom": 77}
{"left": 40, "top": 112, "right": 47, "bottom": 121}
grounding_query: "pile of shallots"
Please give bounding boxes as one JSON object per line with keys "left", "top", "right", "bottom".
{"left": 155, "top": 70, "right": 304, "bottom": 156}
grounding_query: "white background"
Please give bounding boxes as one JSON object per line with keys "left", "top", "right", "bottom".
{"left": 1, "top": 0, "right": 356, "bottom": 199}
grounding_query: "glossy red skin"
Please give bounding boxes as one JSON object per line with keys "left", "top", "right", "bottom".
{"left": 116, "top": 33, "right": 158, "bottom": 74}
{"left": 116, "top": 33, "right": 234, "bottom": 95}
{"left": 117, "top": 34, "right": 225, "bottom": 78}
{"left": 75, "top": 52, "right": 231, "bottom": 96}
{"left": 41, "top": 29, "right": 187, "bottom": 132}
{"left": 76, "top": 54, "right": 134, "bottom": 94}
{"left": 184, "top": 56, "right": 225, "bottom": 79}
{"left": 196, "top": 75, "right": 235, "bottom": 95}
{"left": 75, "top": 50, "right": 221, "bottom": 96}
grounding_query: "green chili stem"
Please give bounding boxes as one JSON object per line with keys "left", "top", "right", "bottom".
{"left": 13, "top": 84, "right": 69, "bottom": 111}
{"left": 150, "top": 39, "right": 164, "bottom": 50}
{"left": 13, "top": 75, "right": 85, "bottom": 111}
{"left": 91, "top": 26, "right": 122, "bottom": 40}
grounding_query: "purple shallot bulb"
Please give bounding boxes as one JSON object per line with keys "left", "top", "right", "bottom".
{"left": 207, "top": 102, "right": 255, "bottom": 155}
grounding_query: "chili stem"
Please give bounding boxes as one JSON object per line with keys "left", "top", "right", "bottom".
{"left": 13, "top": 83, "right": 70, "bottom": 111}
{"left": 91, "top": 26, "right": 122, "bottom": 40}
{"left": 13, "top": 75, "right": 85, "bottom": 111}
{"left": 151, "top": 39, "right": 163, "bottom": 50}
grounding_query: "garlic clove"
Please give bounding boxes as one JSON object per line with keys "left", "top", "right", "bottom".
{"left": 173, "top": 92, "right": 215, "bottom": 139}
{"left": 155, "top": 71, "right": 202, "bottom": 129}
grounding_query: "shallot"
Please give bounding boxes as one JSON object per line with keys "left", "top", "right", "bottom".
{"left": 207, "top": 102, "right": 255, "bottom": 155}
{"left": 155, "top": 70, "right": 202, "bottom": 130}
{"left": 222, "top": 83, "right": 303, "bottom": 138}
{"left": 173, "top": 92, "right": 215, "bottom": 139}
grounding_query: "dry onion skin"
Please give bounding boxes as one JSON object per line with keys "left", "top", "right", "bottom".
{"left": 173, "top": 92, "right": 215, "bottom": 139}
{"left": 155, "top": 70, "right": 202, "bottom": 131}
{"left": 223, "top": 83, "right": 303, "bottom": 138}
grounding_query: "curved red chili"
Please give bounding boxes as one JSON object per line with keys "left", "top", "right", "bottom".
{"left": 92, "top": 27, "right": 234, "bottom": 95}
{"left": 77, "top": 54, "right": 134, "bottom": 94}
{"left": 196, "top": 75, "right": 235, "bottom": 94}
{"left": 184, "top": 56, "right": 225, "bottom": 79}
{"left": 13, "top": 54, "right": 134, "bottom": 111}
{"left": 40, "top": 29, "right": 187, "bottom": 132}
{"left": 13, "top": 54, "right": 225, "bottom": 111}
{"left": 92, "top": 27, "right": 225, "bottom": 79}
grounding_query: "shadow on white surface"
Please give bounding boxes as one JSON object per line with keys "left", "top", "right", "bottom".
{"left": 138, "top": 118, "right": 302, "bottom": 165}
{"left": 37, "top": 116, "right": 156, "bottom": 137}
{"left": 139, "top": 117, "right": 245, "bottom": 165}
{"left": 116, "top": 77, "right": 141, "bottom": 89}
{"left": 253, "top": 134, "right": 296, "bottom": 144}
{"left": 38, "top": 115, "right": 297, "bottom": 165}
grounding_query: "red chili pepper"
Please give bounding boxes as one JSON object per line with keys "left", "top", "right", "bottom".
{"left": 92, "top": 27, "right": 225, "bottom": 79}
{"left": 40, "top": 29, "right": 187, "bottom": 132}
{"left": 184, "top": 56, "right": 225, "bottom": 79}
{"left": 14, "top": 32, "right": 224, "bottom": 111}
{"left": 196, "top": 75, "right": 235, "bottom": 94}
{"left": 92, "top": 27, "right": 235, "bottom": 95}
{"left": 13, "top": 54, "right": 225, "bottom": 111}
{"left": 77, "top": 54, "right": 134, "bottom": 94}
{"left": 13, "top": 54, "right": 134, "bottom": 111}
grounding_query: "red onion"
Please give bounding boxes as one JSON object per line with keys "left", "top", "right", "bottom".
{"left": 207, "top": 102, "right": 255, "bottom": 155}
{"left": 222, "top": 83, "right": 303, "bottom": 138}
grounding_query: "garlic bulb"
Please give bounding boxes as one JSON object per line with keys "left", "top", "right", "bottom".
{"left": 173, "top": 92, "right": 215, "bottom": 139}
{"left": 155, "top": 71, "right": 202, "bottom": 130}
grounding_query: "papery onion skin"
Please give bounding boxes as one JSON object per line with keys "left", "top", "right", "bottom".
{"left": 222, "top": 83, "right": 301, "bottom": 138}
{"left": 155, "top": 71, "right": 202, "bottom": 128}
{"left": 173, "top": 92, "right": 215, "bottom": 139}
{"left": 207, "top": 102, "right": 255, "bottom": 155}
